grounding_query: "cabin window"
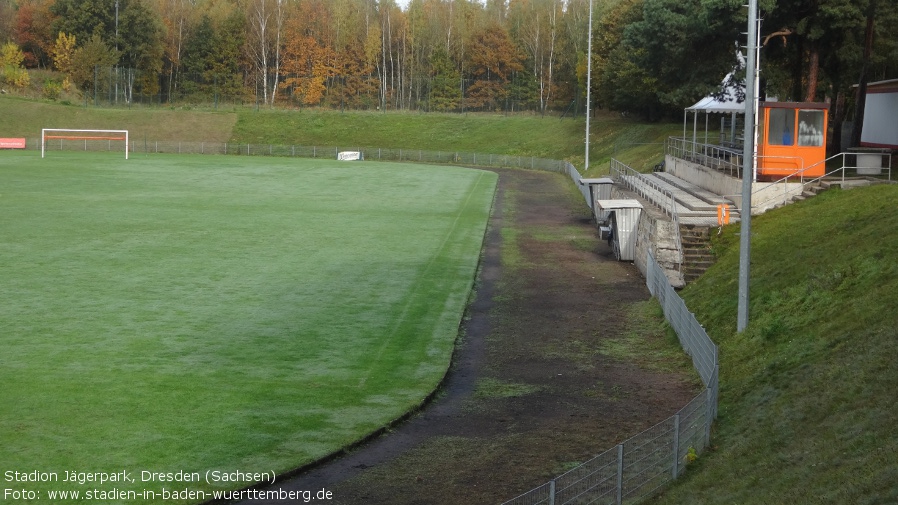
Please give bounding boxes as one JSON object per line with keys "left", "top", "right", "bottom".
{"left": 767, "top": 108, "right": 795, "bottom": 146}
{"left": 798, "top": 110, "right": 825, "bottom": 147}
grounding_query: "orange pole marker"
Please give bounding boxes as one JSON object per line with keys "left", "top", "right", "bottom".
{"left": 717, "top": 204, "right": 731, "bottom": 225}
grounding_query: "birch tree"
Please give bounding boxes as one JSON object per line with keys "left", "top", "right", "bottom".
{"left": 246, "top": 0, "right": 273, "bottom": 104}
{"left": 511, "top": 0, "right": 561, "bottom": 112}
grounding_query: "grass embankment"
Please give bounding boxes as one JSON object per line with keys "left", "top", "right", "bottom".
{"left": 0, "top": 96, "right": 237, "bottom": 143}
{"left": 230, "top": 109, "right": 681, "bottom": 173}
{"left": 655, "top": 184, "right": 898, "bottom": 504}
{"left": 0, "top": 95, "right": 680, "bottom": 169}
{"left": 0, "top": 152, "right": 497, "bottom": 501}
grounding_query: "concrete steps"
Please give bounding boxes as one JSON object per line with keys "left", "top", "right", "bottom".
{"left": 679, "top": 225, "right": 715, "bottom": 283}
{"left": 768, "top": 181, "right": 830, "bottom": 209}
{"left": 620, "top": 172, "right": 739, "bottom": 226}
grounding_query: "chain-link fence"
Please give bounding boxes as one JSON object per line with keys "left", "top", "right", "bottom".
{"left": 502, "top": 253, "right": 718, "bottom": 505}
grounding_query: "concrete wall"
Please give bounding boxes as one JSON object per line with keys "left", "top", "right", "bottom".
{"left": 611, "top": 186, "right": 684, "bottom": 288}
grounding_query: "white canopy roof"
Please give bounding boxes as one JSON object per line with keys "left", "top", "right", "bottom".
{"left": 686, "top": 51, "right": 746, "bottom": 114}
{"left": 686, "top": 89, "right": 744, "bottom": 113}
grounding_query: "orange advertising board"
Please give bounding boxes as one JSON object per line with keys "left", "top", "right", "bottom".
{"left": 0, "top": 138, "right": 27, "bottom": 149}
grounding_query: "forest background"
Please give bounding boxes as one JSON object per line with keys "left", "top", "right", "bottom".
{"left": 0, "top": 0, "right": 897, "bottom": 140}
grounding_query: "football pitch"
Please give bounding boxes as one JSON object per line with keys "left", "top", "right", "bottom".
{"left": 0, "top": 151, "right": 497, "bottom": 501}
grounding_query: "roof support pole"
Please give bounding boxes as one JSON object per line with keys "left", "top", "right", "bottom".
{"left": 731, "top": 112, "right": 737, "bottom": 145}
{"left": 705, "top": 113, "right": 710, "bottom": 145}
{"left": 693, "top": 112, "right": 698, "bottom": 151}
{"left": 683, "top": 110, "right": 687, "bottom": 140}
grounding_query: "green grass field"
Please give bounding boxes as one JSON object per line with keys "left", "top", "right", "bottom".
{"left": 0, "top": 151, "right": 496, "bottom": 502}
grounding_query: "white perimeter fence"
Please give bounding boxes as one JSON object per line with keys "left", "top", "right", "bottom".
{"left": 32, "top": 139, "right": 572, "bottom": 170}
{"left": 31, "top": 137, "right": 713, "bottom": 503}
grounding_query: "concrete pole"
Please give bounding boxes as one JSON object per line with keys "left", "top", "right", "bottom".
{"left": 737, "top": 0, "right": 759, "bottom": 332}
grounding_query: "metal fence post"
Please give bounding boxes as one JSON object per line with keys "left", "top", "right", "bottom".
{"left": 672, "top": 414, "right": 680, "bottom": 479}
{"left": 616, "top": 444, "right": 624, "bottom": 505}
{"left": 549, "top": 479, "right": 556, "bottom": 505}
{"left": 705, "top": 386, "right": 713, "bottom": 448}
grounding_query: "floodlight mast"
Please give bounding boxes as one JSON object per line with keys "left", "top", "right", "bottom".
{"left": 737, "top": 0, "right": 759, "bottom": 332}
{"left": 584, "top": 0, "right": 593, "bottom": 172}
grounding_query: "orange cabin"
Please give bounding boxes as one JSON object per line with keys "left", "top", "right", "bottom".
{"left": 757, "top": 102, "right": 828, "bottom": 179}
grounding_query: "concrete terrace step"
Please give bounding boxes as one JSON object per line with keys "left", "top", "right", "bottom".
{"left": 653, "top": 172, "right": 738, "bottom": 211}
{"left": 619, "top": 172, "right": 740, "bottom": 227}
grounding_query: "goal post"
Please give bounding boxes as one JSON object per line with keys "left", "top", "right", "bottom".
{"left": 41, "top": 129, "right": 129, "bottom": 159}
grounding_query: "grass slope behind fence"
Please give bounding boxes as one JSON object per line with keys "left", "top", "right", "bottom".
{"left": 0, "top": 151, "right": 497, "bottom": 502}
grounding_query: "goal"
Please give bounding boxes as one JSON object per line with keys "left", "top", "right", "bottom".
{"left": 41, "top": 129, "right": 129, "bottom": 159}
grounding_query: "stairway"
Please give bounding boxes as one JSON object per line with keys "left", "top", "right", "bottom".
{"left": 768, "top": 181, "right": 827, "bottom": 209}
{"left": 679, "top": 225, "right": 715, "bottom": 283}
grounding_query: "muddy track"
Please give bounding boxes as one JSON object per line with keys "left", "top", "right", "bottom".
{"left": 237, "top": 167, "right": 699, "bottom": 505}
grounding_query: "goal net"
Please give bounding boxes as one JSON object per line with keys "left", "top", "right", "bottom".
{"left": 41, "top": 129, "right": 129, "bottom": 159}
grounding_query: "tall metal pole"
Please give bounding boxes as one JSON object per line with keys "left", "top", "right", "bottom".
{"left": 585, "top": 0, "right": 593, "bottom": 171}
{"left": 737, "top": 0, "right": 759, "bottom": 332}
{"left": 115, "top": 0, "right": 119, "bottom": 104}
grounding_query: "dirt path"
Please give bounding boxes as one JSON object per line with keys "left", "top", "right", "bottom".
{"left": 237, "top": 168, "right": 699, "bottom": 505}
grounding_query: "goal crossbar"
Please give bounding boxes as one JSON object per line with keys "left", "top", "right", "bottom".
{"left": 44, "top": 135, "right": 126, "bottom": 141}
{"left": 42, "top": 129, "right": 129, "bottom": 159}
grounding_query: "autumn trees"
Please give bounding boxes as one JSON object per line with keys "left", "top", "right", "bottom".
{"left": 0, "top": 0, "right": 895, "bottom": 117}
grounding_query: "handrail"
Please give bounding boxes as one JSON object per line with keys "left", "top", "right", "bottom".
{"left": 750, "top": 151, "right": 893, "bottom": 209}
{"left": 667, "top": 137, "right": 743, "bottom": 177}
{"left": 611, "top": 159, "right": 676, "bottom": 219}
